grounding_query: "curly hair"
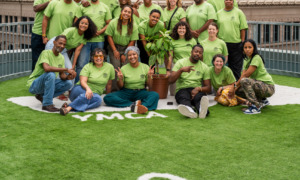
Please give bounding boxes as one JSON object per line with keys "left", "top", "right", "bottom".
{"left": 73, "top": 16, "right": 97, "bottom": 41}
{"left": 170, "top": 21, "right": 193, "bottom": 41}
{"left": 117, "top": 5, "right": 134, "bottom": 36}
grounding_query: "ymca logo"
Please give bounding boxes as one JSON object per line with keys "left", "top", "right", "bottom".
{"left": 99, "top": 11, "right": 103, "bottom": 15}
{"left": 140, "top": 74, "right": 145, "bottom": 79}
{"left": 231, "top": 16, "right": 235, "bottom": 21}
{"left": 214, "top": 47, "right": 219, "bottom": 52}
{"left": 69, "top": 12, "right": 73, "bottom": 17}
{"left": 196, "top": 71, "right": 201, "bottom": 76}
{"left": 103, "top": 73, "right": 108, "bottom": 78}
{"left": 58, "top": 64, "right": 63, "bottom": 68}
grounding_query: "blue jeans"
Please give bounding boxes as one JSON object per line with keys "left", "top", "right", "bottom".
{"left": 103, "top": 88, "right": 159, "bottom": 110}
{"left": 75, "top": 42, "right": 104, "bottom": 83}
{"left": 69, "top": 85, "right": 102, "bottom": 112}
{"left": 31, "top": 33, "right": 45, "bottom": 71}
{"left": 29, "top": 72, "right": 72, "bottom": 106}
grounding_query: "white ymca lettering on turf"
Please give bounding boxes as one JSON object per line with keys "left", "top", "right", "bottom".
{"left": 138, "top": 173, "right": 186, "bottom": 180}
{"left": 73, "top": 112, "right": 168, "bottom": 121}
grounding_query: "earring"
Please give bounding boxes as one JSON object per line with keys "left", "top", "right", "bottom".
{"left": 129, "top": 17, "right": 131, "bottom": 22}
{"left": 120, "top": 15, "right": 123, "bottom": 20}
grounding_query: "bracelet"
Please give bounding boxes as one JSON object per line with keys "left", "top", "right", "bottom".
{"left": 166, "top": 69, "right": 171, "bottom": 71}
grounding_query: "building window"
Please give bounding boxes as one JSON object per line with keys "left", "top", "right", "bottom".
{"left": 285, "top": 25, "right": 291, "bottom": 41}
{"left": 263, "top": 24, "right": 270, "bottom": 43}
{"left": 0, "top": 15, "right": 2, "bottom": 23}
{"left": 273, "top": 25, "right": 280, "bottom": 42}
{"left": 5, "top": 16, "right": 8, "bottom": 23}
{"left": 257, "top": 24, "right": 261, "bottom": 44}
{"left": 293, "top": 24, "right": 299, "bottom": 40}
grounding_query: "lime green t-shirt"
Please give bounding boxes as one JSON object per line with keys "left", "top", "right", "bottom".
{"left": 207, "top": 0, "right": 238, "bottom": 12}
{"left": 27, "top": 50, "right": 65, "bottom": 87}
{"left": 243, "top": 55, "right": 274, "bottom": 85}
{"left": 163, "top": 6, "right": 186, "bottom": 31}
{"left": 172, "top": 57, "right": 210, "bottom": 92}
{"left": 101, "top": 0, "right": 119, "bottom": 16}
{"left": 77, "top": 2, "right": 112, "bottom": 42}
{"left": 209, "top": 66, "right": 235, "bottom": 91}
{"left": 138, "top": 4, "right": 166, "bottom": 23}
{"left": 170, "top": 38, "right": 197, "bottom": 64}
{"left": 216, "top": 7, "right": 248, "bottom": 43}
{"left": 44, "top": 0, "right": 80, "bottom": 39}
{"left": 78, "top": 62, "right": 115, "bottom": 94}
{"left": 32, "top": 0, "right": 50, "bottom": 35}
{"left": 61, "top": 27, "right": 87, "bottom": 50}
{"left": 121, "top": 63, "right": 149, "bottom": 90}
{"left": 200, "top": 38, "right": 228, "bottom": 66}
{"left": 138, "top": 19, "right": 165, "bottom": 37}
{"left": 112, "top": 6, "right": 140, "bottom": 25}
{"left": 186, "top": 2, "right": 217, "bottom": 42}
{"left": 105, "top": 18, "right": 139, "bottom": 46}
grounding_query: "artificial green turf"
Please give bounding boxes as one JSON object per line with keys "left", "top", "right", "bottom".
{"left": 0, "top": 76, "right": 300, "bottom": 179}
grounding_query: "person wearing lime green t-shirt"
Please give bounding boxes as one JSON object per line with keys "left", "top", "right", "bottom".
{"left": 31, "top": 0, "right": 51, "bottom": 71}
{"left": 207, "top": 0, "right": 238, "bottom": 12}
{"left": 200, "top": 22, "right": 228, "bottom": 66}
{"left": 45, "top": 16, "right": 97, "bottom": 72}
{"left": 186, "top": 0, "right": 217, "bottom": 43}
{"left": 42, "top": 0, "right": 80, "bottom": 44}
{"left": 169, "top": 21, "right": 197, "bottom": 96}
{"left": 76, "top": 0, "right": 112, "bottom": 83}
{"left": 59, "top": 48, "right": 115, "bottom": 115}
{"left": 216, "top": 0, "right": 248, "bottom": 80}
{"left": 104, "top": 46, "right": 159, "bottom": 114}
{"left": 138, "top": 9, "right": 165, "bottom": 65}
{"left": 169, "top": 44, "right": 211, "bottom": 119}
{"left": 236, "top": 40, "right": 275, "bottom": 115}
{"left": 164, "top": 0, "right": 186, "bottom": 31}
{"left": 105, "top": 5, "right": 139, "bottom": 91}
{"left": 138, "top": 0, "right": 166, "bottom": 23}
{"left": 208, "top": 54, "right": 247, "bottom": 106}
{"left": 112, "top": 0, "right": 140, "bottom": 25}
{"left": 28, "top": 36, "right": 76, "bottom": 112}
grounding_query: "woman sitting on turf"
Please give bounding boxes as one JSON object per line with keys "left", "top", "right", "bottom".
{"left": 235, "top": 39, "right": 275, "bottom": 114}
{"left": 209, "top": 54, "right": 247, "bottom": 106}
{"left": 103, "top": 46, "right": 159, "bottom": 114}
{"left": 60, "top": 48, "right": 115, "bottom": 115}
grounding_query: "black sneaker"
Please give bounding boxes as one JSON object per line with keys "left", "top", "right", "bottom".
{"left": 42, "top": 105, "right": 59, "bottom": 112}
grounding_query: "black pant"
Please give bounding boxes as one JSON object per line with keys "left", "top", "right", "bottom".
{"left": 137, "top": 40, "right": 149, "bottom": 65}
{"left": 226, "top": 42, "right": 243, "bottom": 80}
{"left": 175, "top": 88, "right": 207, "bottom": 113}
{"left": 31, "top": 33, "right": 45, "bottom": 71}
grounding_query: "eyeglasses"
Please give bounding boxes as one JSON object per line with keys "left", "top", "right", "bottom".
{"left": 94, "top": 55, "right": 104, "bottom": 58}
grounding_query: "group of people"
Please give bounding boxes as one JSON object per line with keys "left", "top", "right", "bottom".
{"left": 28, "top": 0, "right": 275, "bottom": 117}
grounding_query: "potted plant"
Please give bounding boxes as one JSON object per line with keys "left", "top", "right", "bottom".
{"left": 144, "top": 29, "right": 172, "bottom": 99}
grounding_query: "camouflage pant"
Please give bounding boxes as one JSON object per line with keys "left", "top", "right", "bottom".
{"left": 236, "top": 78, "right": 275, "bottom": 107}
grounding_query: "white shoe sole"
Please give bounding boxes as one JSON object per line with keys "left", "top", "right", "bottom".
{"left": 178, "top": 105, "right": 197, "bottom": 118}
{"left": 199, "top": 96, "right": 209, "bottom": 118}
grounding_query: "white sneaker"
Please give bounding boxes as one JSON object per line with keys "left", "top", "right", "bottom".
{"left": 199, "top": 96, "right": 209, "bottom": 118}
{"left": 178, "top": 104, "right": 197, "bottom": 118}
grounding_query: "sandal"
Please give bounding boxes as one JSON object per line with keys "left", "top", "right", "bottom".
{"left": 57, "top": 94, "right": 68, "bottom": 101}
{"left": 59, "top": 107, "right": 69, "bottom": 116}
{"left": 61, "top": 102, "right": 68, "bottom": 108}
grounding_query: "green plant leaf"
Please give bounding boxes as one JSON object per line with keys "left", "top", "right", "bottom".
{"left": 149, "top": 55, "right": 156, "bottom": 66}
{"left": 156, "top": 38, "right": 163, "bottom": 49}
{"left": 151, "top": 43, "right": 156, "bottom": 50}
{"left": 145, "top": 43, "right": 152, "bottom": 51}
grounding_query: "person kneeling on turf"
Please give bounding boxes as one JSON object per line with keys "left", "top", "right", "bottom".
{"left": 27, "top": 35, "right": 76, "bottom": 112}
{"left": 169, "top": 44, "right": 211, "bottom": 118}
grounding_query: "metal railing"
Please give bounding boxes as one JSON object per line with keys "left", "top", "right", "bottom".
{"left": 0, "top": 21, "right": 33, "bottom": 82}
{"left": 0, "top": 21, "right": 299, "bottom": 82}
{"left": 247, "top": 21, "right": 300, "bottom": 77}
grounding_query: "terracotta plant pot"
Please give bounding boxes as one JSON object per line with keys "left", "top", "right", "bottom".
{"left": 150, "top": 74, "right": 169, "bottom": 99}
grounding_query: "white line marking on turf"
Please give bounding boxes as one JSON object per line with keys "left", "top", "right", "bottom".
{"left": 138, "top": 173, "right": 186, "bottom": 180}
